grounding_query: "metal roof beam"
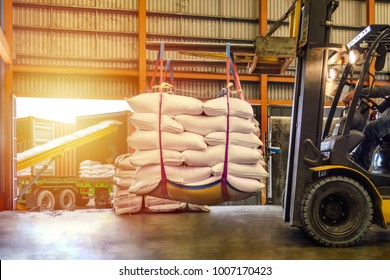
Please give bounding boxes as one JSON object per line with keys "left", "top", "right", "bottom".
{"left": 145, "top": 41, "right": 255, "bottom": 54}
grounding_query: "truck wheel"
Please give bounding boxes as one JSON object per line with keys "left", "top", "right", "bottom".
{"left": 55, "top": 189, "right": 76, "bottom": 210}
{"left": 300, "top": 175, "right": 373, "bottom": 247}
{"left": 36, "top": 190, "right": 55, "bottom": 211}
{"left": 94, "top": 188, "right": 111, "bottom": 209}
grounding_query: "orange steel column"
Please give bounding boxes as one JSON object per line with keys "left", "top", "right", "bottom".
{"left": 1, "top": 0, "right": 13, "bottom": 210}
{"left": 366, "top": 0, "right": 375, "bottom": 24}
{"left": 259, "top": 0, "right": 268, "bottom": 149}
{"left": 259, "top": 0, "right": 268, "bottom": 205}
{"left": 138, "top": 0, "right": 147, "bottom": 93}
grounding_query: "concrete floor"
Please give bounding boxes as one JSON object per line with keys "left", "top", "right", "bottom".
{"left": 1, "top": 205, "right": 390, "bottom": 260}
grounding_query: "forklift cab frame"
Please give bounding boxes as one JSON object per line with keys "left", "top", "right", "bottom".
{"left": 285, "top": 21, "right": 390, "bottom": 247}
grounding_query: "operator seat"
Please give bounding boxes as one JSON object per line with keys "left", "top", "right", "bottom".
{"left": 336, "top": 105, "right": 369, "bottom": 135}
{"left": 326, "top": 106, "right": 368, "bottom": 151}
{"left": 321, "top": 105, "right": 368, "bottom": 166}
{"left": 370, "top": 134, "right": 390, "bottom": 174}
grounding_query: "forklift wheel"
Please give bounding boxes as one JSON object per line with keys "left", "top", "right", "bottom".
{"left": 300, "top": 176, "right": 373, "bottom": 247}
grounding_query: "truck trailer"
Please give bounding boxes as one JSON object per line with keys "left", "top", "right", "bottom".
{"left": 16, "top": 112, "right": 130, "bottom": 211}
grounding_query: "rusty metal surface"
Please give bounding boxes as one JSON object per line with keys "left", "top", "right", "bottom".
{"left": 255, "top": 36, "right": 297, "bottom": 58}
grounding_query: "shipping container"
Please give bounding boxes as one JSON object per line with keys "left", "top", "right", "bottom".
{"left": 16, "top": 111, "right": 132, "bottom": 210}
{"left": 16, "top": 116, "right": 74, "bottom": 176}
{"left": 74, "top": 110, "right": 132, "bottom": 168}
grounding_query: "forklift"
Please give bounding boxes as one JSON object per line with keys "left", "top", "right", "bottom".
{"left": 283, "top": 0, "right": 390, "bottom": 247}
{"left": 144, "top": 0, "right": 390, "bottom": 247}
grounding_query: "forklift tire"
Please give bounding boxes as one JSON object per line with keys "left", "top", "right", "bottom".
{"left": 300, "top": 175, "right": 373, "bottom": 247}
{"left": 36, "top": 190, "right": 55, "bottom": 211}
{"left": 55, "top": 189, "right": 75, "bottom": 210}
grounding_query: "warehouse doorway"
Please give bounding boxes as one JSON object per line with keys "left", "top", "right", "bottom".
{"left": 14, "top": 97, "right": 131, "bottom": 211}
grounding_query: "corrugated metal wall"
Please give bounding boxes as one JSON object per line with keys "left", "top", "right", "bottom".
{"left": 13, "top": 0, "right": 139, "bottom": 99}
{"left": 13, "top": 72, "right": 138, "bottom": 98}
{"left": 333, "top": 0, "right": 366, "bottom": 27}
{"left": 147, "top": 0, "right": 258, "bottom": 18}
{"left": 13, "top": 4, "right": 139, "bottom": 65}
{"left": 12, "top": 0, "right": 390, "bottom": 101}
{"left": 144, "top": 0, "right": 261, "bottom": 103}
{"left": 144, "top": 0, "right": 260, "bottom": 95}
{"left": 173, "top": 79, "right": 260, "bottom": 100}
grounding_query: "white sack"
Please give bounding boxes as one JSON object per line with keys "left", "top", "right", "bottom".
{"left": 144, "top": 196, "right": 209, "bottom": 213}
{"left": 126, "top": 92, "right": 203, "bottom": 116}
{"left": 79, "top": 169, "right": 115, "bottom": 178}
{"left": 130, "top": 149, "right": 185, "bottom": 167}
{"left": 202, "top": 97, "right": 254, "bottom": 119}
{"left": 182, "top": 173, "right": 264, "bottom": 193}
{"left": 115, "top": 169, "right": 136, "bottom": 178}
{"left": 184, "top": 175, "right": 221, "bottom": 186}
{"left": 144, "top": 196, "right": 183, "bottom": 213}
{"left": 174, "top": 115, "right": 256, "bottom": 136}
{"left": 79, "top": 160, "right": 101, "bottom": 166}
{"left": 205, "top": 131, "right": 263, "bottom": 148}
{"left": 182, "top": 145, "right": 261, "bottom": 167}
{"left": 115, "top": 154, "right": 137, "bottom": 170}
{"left": 187, "top": 204, "right": 210, "bottom": 212}
{"left": 129, "top": 178, "right": 161, "bottom": 195}
{"left": 113, "top": 195, "right": 143, "bottom": 214}
{"left": 112, "top": 194, "right": 142, "bottom": 209}
{"left": 134, "top": 165, "right": 212, "bottom": 185}
{"left": 129, "top": 165, "right": 212, "bottom": 194}
{"left": 145, "top": 195, "right": 181, "bottom": 207}
{"left": 227, "top": 175, "right": 265, "bottom": 193}
{"left": 130, "top": 113, "right": 184, "bottom": 133}
{"left": 212, "top": 161, "right": 269, "bottom": 180}
{"left": 113, "top": 177, "right": 134, "bottom": 188}
{"left": 79, "top": 161, "right": 115, "bottom": 178}
{"left": 147, "top": 203, "right": 185, "bottom": 212}
{"left": 127, "top": 131, "right": 207, "bottom": 151}
{"left": 112, "top": 185, "right": 131, "bottom": 197}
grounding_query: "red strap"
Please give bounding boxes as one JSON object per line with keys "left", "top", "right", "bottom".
{"left": 231, "top": 62, "right": 244, "bottom": 100}
{"left": 221, "top": 55, "right": 231, "bottom": 201}
{"left": 158, "top": 57, "right": 168, "bottom": 196}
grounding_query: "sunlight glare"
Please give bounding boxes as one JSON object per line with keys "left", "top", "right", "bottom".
{"left": 16, "top": 97, "right": 130, "bottom": 124}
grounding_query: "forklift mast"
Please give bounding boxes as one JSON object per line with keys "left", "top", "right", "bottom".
{"left": 283, "top": 0, "right": 340, "bottom": 226}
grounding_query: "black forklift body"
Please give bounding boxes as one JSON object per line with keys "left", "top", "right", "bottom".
{"left": 283, "top": 0, "right": 390, "bottom": 246}
{"left": 283, "top": 0, "right": 342, "bottom": 226}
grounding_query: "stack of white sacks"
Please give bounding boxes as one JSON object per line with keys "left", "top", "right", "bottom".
{"left": 111, "top": 154, "right": 141, "bottom": 214}
{"left": 111, "top": 153, "right": 210, "bottom": 215}
{"left": 125, "top": 91, "right": 268, "bottom": 203}
{"left": 79, "top": 160, "right": 115, "bottom": 178}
